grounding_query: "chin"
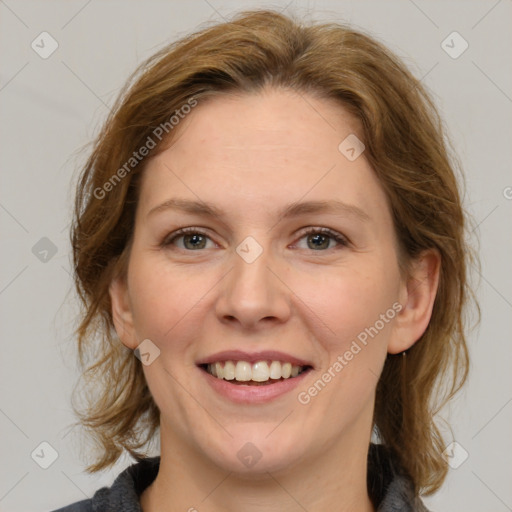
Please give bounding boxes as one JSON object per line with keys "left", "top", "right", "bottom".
{"left": 200, "top": 428, "right": 306, "bottom": 476}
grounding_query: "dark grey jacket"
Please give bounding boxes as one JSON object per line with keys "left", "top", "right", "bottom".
{"left": 52, "top": 444, "right": 429, "bottom": 511}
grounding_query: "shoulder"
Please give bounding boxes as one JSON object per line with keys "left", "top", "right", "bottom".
{"left": 51, "top": 499, "right": 92, "bottom": 512}
{"left": 50, "top": 457, "right": 160, "bottom": 512}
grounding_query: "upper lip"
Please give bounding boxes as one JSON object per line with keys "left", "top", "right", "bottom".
{"left": 196, "top": 350, "right": 314, "bottom": 368}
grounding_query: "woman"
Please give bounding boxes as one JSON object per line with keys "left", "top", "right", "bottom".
{"left": 54, "top": 9, "right": 474, "bottom": 512}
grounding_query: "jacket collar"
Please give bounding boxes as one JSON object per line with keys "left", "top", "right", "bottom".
{"left": 368, "top": 443, "right": 430, "bottom": 511}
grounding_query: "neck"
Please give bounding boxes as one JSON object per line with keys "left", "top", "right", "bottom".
{"left": 140, "top": 422, "right": 375, "bottom": 512}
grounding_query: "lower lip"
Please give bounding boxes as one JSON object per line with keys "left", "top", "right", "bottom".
{"left": 199, "top": 367, "right": 312, "bottom": 404}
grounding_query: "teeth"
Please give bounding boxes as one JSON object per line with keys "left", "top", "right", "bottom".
{"left": 205, "top": 360, "right": 306, "bottom": 382}
{"left": 281, "top": 362, "right": 292, "bottom": 379}
{"left": 269, "top": 361, "right": 281, "bottom": 379}
{"left": 223, "top": 361, "right": 235, "bottom": 380}
{"left": 235, "top": 361, "right": 252, "bottom": 381}
{"left": 251, "top": 361, "right": 270, "bottom": 382}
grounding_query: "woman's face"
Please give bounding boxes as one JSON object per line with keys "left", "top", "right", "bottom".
{"left": 111, "top": 88, "right": 423, "bottom": 474}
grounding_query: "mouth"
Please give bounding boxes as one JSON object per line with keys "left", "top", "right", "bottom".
{"left": 199, "top": 360, "right": 313, "bottom": 386}
{"left": 196, "top": 350, "right": 314, "bottom": 402}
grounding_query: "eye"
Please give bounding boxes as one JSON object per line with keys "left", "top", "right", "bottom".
{"left": 162, "top": 227, "right": 216, "bottom": 251}
{"left": 294, "top": 227, "right": 349, "bottom": 251}
{"left": 162, "top": 226, "right": 349, "bottom": 252}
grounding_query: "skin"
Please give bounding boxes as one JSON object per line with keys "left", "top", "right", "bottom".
{"left": 110, "top": 88, "right": 440, "bottom": 512}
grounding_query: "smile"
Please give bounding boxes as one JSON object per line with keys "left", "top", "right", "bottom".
{"left": 202, "top": 360, "right": 310, "bottom": 385}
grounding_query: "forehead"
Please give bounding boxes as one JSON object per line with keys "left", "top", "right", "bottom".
{"left": 164, "top": 89, "right": 362, "bottom": 157}
{"left": 138, "top": 89, "right": 390, "bottom": 226}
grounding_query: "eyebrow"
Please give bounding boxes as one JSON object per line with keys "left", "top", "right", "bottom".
{"left": 147, "top": 198, "right": 370, "bottom": 222}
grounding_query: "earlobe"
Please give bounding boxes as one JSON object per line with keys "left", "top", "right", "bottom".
{"left": 109, "top": 276, "right": 137, "bottom": 350}
{"left": 388, "top": 249, "right": 441, "bottom": 354}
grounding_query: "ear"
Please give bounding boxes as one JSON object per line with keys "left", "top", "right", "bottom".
{"left": 109, "top": 276, "right": 138, "bottom": 350}
{"left": 388, "top": 249, "right": 441, "bottom": 354}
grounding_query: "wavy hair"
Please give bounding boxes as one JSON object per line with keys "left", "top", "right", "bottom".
{"left": 70, "top": 9, "right": 476, "bottom": 494}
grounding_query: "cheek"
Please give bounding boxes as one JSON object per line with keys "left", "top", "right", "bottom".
{"left": 291, "top": 273, "right": 398, "bottom": 444}
{"left": 127, "top": 255, "right": 195, "bottom": 344}
{"left": 297, "top": 262, "right": 400, "bottom": 352}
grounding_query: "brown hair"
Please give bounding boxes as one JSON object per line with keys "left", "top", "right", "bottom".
{"left": 71, "top": 9, "right": 476, "bottom": 494}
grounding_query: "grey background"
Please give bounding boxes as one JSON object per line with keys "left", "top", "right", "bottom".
{"left": 0, "top": 1, "right": 511, "bottom": 511}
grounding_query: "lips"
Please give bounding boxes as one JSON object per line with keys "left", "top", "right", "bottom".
{"left": 196, "top": 350, "right": 314, "bottom": 389}
{"left": 199, "top": 362, "right": 313, "bottom": 404}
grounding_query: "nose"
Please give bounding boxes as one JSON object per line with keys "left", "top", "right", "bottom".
{"left": 214, "top": 241, "right": 292, "bottom": 330}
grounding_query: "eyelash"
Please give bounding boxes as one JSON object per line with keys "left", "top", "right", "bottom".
{"left": 162, "top": 226, "right": 349, "bottom": 252}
